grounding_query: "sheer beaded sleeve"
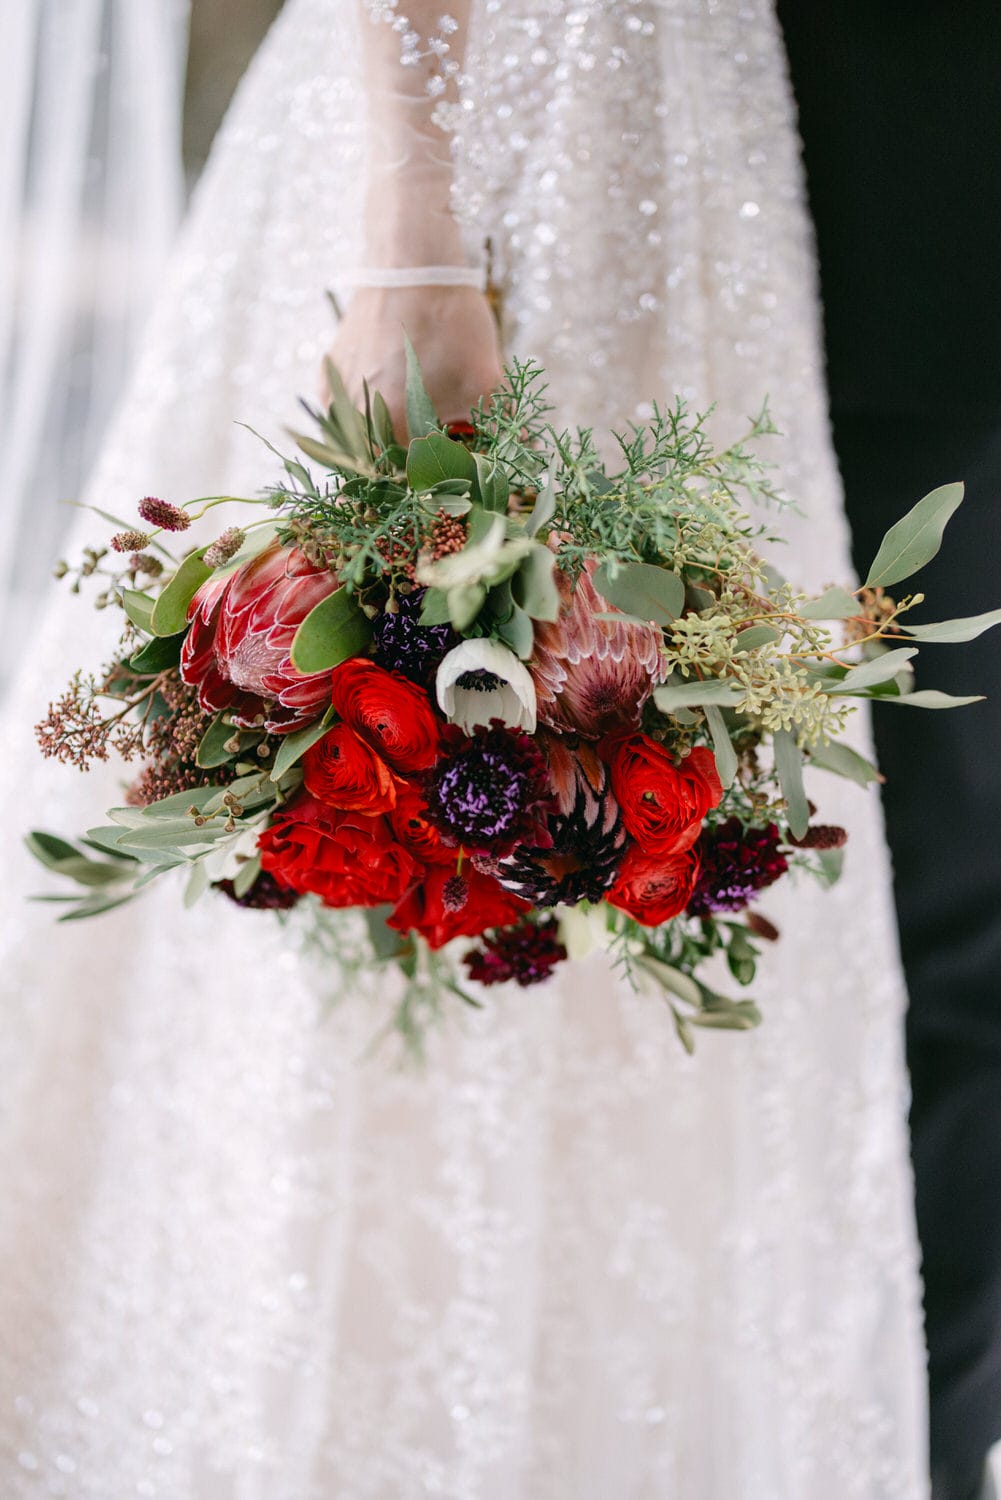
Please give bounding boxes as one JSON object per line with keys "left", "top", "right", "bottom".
{"left": 351, "top": 3, "right": 482, "bottom": 286}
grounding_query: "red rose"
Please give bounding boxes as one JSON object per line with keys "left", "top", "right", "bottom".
{"left": 331, "top": 658, "right": 440, "bottom": 775}
{"left": 389, "top": 863, "right": 531, "bottom": 950}
{"left": 180, "top": 542, "right": 339, "bottom": 734}
{"left": 303, "top": 724, "right": 398, "bottom": 814}
{"left": 608, "top": 738, "right": 723, "bottom": 856}
{"left": 606, "top": 843, "right": 701, "bottom": 927}
{"left": 258, "top": 794, "right": 417, "bottom": 908}
{"left": 390, "top": 789, "right": 456, "bottom": 866}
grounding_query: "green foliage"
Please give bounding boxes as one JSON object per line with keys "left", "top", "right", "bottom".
{"left": 150, "top": 551, "right": 212, "bottom": 636}
{"left": 864, "top": 481, "right": 965, "bottom": 589}
{"left": 290, "top": 588, "right": 372, "bottom": 674}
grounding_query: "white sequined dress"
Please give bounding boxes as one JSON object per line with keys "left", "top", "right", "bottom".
{"left": 0, "top": 2, "right": 929, "bottom": 1495}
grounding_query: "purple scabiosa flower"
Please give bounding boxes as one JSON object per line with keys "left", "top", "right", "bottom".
{"left": 424, "top": 723, "right": 555, "bottom": 858}
{"left": 371, "top": 589, "right": 457, "bottom": 687}
{"left": 463, "top": 917, "right": 568, "bottom": 988}
{"left": 687, "top": 817, "right": 788, "bottom": 915}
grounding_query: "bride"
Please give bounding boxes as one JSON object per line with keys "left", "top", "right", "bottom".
{"left": 0, "top": 2, "right": 928, "bottom": 1495}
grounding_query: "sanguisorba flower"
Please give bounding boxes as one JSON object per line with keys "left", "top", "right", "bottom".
{"left": 436, "top": 637, "right": 537, "bottom": 734}
{"left": 181, "top": 542, "right": 338, "bottom": 733}
{"left": 531, "top": 560, "right": 666, "bottom": 738}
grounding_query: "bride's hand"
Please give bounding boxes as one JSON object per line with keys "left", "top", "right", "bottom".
{"left": 324, "top": 285, "right": 503, "bottom": 438}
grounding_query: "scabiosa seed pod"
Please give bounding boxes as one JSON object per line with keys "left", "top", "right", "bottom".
{"left": 687, "top": 817, "right": 788, "bottom": 915}
{"left": 111, "top": 530, "right": 151, "bottom": 553}
{"left": 203, "top": 527, "right": 247, "bottom": 570}
{"left": 463, "top": 917, "right": 568, "bottom": 988}
{"left": 138, "top": 496, "right": 191, "bottom": 531}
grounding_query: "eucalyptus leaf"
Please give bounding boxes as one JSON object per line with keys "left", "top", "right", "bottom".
{"left": 57, "top": 893, "right": 136, "bottom": 923}
{"left": 183, "top": 861, "right": 211, "bottom": 908}
{"left": 291, "top": 431, "right": 367, "bottom": 475}
{"left": 773, "top": 728, "right": 809, "bottom": 840}
{"left": 885, "top": 689, "right": 985, "bottom": 709}
{"left": 365, "top": 906, "right": 411, "bottom": 961}
{"left": 404, "top": 333, "right": 439, "bottom": 438}
{"left": 704, "top": 703, "right": 738, "bottom": 787}
{"left": 495, "top": 601, "right": 535, "bottom": 659}
{"left": 418, "top": 588, "right": 453, "bottom": 627}
{"left": 232, "top": 854, "right": 262, "bottom": 898}
{"left": 196, "top": 715, "right": 240, "bottom": 769}
{"left": 372, "top": 390, "right": 395, "bottom": 450}
{"left": 898, "top": 605, "right": 1001, "bottom": 643}
{"left": 407, "top": 431, "right": 477, "bottom": 491}
{"left": 290, "top": 587, "right": 372, "bottom": 674}
{"left": 84, "top": 826, "right": 141, "bottom": 858}
{"left": 512, "top": 543, "right": 560, "bottom": 622}
{"left": 129, "top": 631, "right": 185, "bottom": 674}
{"left": 634, "top": 954, "right": 702, "bottom": 1009}
{"left": 593, "top": 559, "right": 684, "bottom": 624}
{"left": 322, "top": 355, "right": 370, "bottom": 460}
{"left": 525, "top": 454, "right": 558, "bottom": 536}
{"left": 270, "top": 710, "right": 335, "bottom": 781}
{"left": 121, "top": 589, "right": 156, "bottom": 634}
{"left": 807, "top": 740, "right": 883, "bottom": 787}
{"left": 654, "top": 679, "right": 744, "bottom": 712}
{"left": 800, "top": 586, "right": 859, "bottom": 620}
{"left": 864, "top": 481, "right": 965, "bottom": 589}
{"left": 734, "top": 624, "right": 783, "bottom": 651}
{"left": 447, "top": 581, "right": 488, "bottom": 632}
{"left": 826, "top": 646, "right": 919, "bottom": 695}
{"left": 472, "top": 452, "right": 510, "bottom": 513}
{"left": 150, "top": 551, "right": 212, "bottom": 637}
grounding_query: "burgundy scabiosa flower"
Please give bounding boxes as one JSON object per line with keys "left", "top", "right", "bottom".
{"left": 180, "top": 542, "right": 339, "bottom": 734}
{"left": 531, "top": 560, "right": 666, "bottom": 738}
{"left": 493, "top": 737, "right": 627, "bottom": 907}
{"left": 424, "top": 723, "right": 555, "bottom": 858}
{"left": 371, "top": 589, "right": 457, "bottom": 686}
{"left": 214, "top": 870, "right": 300, "bottom": 910}
{"left": 687, "top": 817, "right": 789, "bottom": 915}
{"left": 463, "top": 917, "right": 568, "bottom": 988}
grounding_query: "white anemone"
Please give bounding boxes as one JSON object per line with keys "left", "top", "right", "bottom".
{"left": 435, "top": 637, "right": 538, "bottom": 734}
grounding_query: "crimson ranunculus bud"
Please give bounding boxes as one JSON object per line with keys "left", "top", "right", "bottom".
{"left": 330, "top": 658, "right": 441, "bottom": 775}
{"left": 606, "top": 843, "right": 701, "bottom": 927}
{"left": 608, "top": 738, "right": 723, "bottom": 856}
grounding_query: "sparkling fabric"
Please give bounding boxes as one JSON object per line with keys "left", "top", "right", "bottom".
{"left": 0, "top": 1, "right": 929, "bottom": 1495}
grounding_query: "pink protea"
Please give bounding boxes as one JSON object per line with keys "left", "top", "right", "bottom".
{"left": 180, "top": 542, "right": 339, "bottom": 733}
{"left": 530, "top": 560, "right": 666, "bottom": 738}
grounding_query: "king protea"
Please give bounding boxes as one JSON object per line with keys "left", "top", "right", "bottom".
{"left": 530, "top": 561, "right": 666, "bottom": 738}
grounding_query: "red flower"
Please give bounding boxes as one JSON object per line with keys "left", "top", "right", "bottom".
{"left": 390, "top": 788, "right": 456, "bottom": 866}
{"left": 303, "top": 724, "right": 398, "bottom": 814}
{"left": 389, "top": 863, "right": 530, "bottom": 949}
{"left": 258, "top": 794, "right": 417, "bottom": 908}
{"left": 330, "top": 658, "right": 440, "bottom": 775}
{"left": 180, "top": 543, "right": 338, "bottom": 734}
{"left": 608, "top": 738, "right": 723, "bottom": 856}
{"left": 607, "top": 843, "right": 701, "bottom": 927}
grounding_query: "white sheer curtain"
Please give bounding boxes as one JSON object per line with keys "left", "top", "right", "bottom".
{"left": 0, "top": 0, "right": 189, "bottom": 694}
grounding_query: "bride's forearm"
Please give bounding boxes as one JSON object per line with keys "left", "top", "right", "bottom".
{"left": 357, "top": 0, "right": 472, "bottom": 271}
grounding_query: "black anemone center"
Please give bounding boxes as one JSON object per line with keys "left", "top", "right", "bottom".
{"left": 456, "top": 669, "right": 504, "bottom": 692}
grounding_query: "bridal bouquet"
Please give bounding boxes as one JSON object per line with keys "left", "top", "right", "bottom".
{"left": 32, "top": 354, "right": 1000, "bottom": 1046}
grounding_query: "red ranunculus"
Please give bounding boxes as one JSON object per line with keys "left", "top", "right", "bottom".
{"left": 303, "top": 724, "right": 398, "bottom": 814}
{"left": 257, "top": 794, "right": 417, "bottom": 908}
{"left": 389, "top": 863, "right": 531, "bottom": 949}
{"left": 608, "top": 738, "right": 723, "bottom": 856}
{"left": 180, "top": 542, "right": 339, "bottom": 733}
{"left": 390, "top": 788, "right": 456, "bottom": 865}
{"left": 606, "top": 843, "right": 701, "bottom": 927}
{"left": 331, "top": 658, "right": 440, "bottom": 775}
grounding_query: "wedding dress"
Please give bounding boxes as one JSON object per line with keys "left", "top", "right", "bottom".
{"left": 0, "top": 2, "right": 929, "bottom": 1496}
